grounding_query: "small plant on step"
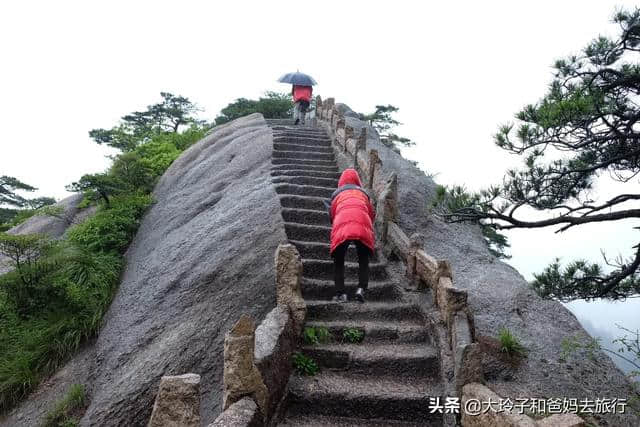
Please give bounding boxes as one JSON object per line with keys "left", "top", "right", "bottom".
{"left": 293, "top": 352, "right": 319, "bottom": 376}
{"left": 342, "top": 327, "right": 365, "bottom": 343}
{"left": 498, "top": 327, "right": 526, "bottom": 357}
{"left": 303, "top": 326, "right": 332, "bottom": 345}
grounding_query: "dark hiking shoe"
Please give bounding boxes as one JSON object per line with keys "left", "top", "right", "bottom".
{"left": 332, "top": 293, "right": 348, "bottom": 303}
{"left": 294, "top": 118, "right": 300, "bottom": 125}
{"left": 355, "top": 287, "right": 365, "bottom": 303}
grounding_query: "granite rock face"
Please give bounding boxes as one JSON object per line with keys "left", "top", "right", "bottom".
{"left": 334, "top": 103, "right": 640, "bottom": 426}
{"left": 0, "top": 113, "right": 287, "bottom": 426}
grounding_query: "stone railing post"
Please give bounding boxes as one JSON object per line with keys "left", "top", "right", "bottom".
{"left": 368, "top": 149, "right": 381, "bottom": 190}
{"left": 407, "top": 233, "right": 424, "bottom": 287}
{"left": 275, "top": 243, "right": 305, "bottom": 336}
{"left": 354, "top": 127, "right": 367, "bottom": 169}
{"left": 376, "top": 173, "right": 398, "bottom": 243}
{"left": 316, "top": 95, "right": 323, "bottom": 119}
{"left": 148, "top": 374, "right": 201, "bottom": 427}
{"left": 223, "top": 315, "right": 268, "bottom": 419}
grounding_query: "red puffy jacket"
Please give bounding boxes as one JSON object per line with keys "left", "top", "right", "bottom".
{"left": 293, "top": 85, "right": 312, "bottom": 102}
{"left": 329, "top": 169, "right": 376, "bottom": 254}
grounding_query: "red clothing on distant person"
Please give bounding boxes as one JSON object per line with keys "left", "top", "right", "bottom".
{"left": 292, "top": 85, "right": 313, "bottom": 102}
{"left": 329, "top": 169, "right": 376, "bottom": 254}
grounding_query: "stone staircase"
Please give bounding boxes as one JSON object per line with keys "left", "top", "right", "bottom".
{"left": 270, "top": 125, "right": 444, "bottom": 426}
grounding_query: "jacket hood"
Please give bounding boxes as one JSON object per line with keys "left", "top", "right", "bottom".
{"left": 338, "top": 168, "right": 362, "bottom": 187}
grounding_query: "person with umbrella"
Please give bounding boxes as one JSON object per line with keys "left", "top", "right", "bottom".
{"left": 277, "top": 71, "right": 317, "bottom": 125}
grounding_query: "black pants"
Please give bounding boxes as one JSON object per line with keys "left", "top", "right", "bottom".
{"left": 332, "top": 240, "right": 370, "bottom": 294}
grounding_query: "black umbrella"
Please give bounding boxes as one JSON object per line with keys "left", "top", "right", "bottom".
{"left": 277, "top": 71, "right": 317, "bottom": 86}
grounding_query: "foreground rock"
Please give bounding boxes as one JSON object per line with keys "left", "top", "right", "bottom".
{"left": 0, "top": 113, "right": 286, "bottom": 426}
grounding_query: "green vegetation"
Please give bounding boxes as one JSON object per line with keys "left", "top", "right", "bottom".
{"left": 302, "top": 326, "right": 332, "bottom": 345}
{"left": 342, "top": 327, "right": 365, "bottom": 344}
{"left": 433, "top": 8, "right": 640, "bottom": 300}
{"left": 292, "top": 352, "right": 319, "bottom": 376}
{"left": 0, "top": 92, "right": 209, "bottom": 413}
{"left": 497, "top": 327, "right": 526, "bottom": 357}
{"left": 42, "top": 384, "right": 86, "bottom": 427}
{"left": 0, "top": 177, "right": 56, "bottom": 232}
{"left": 363, "top": 105, "right": 414, "bottom": 149}
{"left": 215, "top": 92, "right": 292, "bottom": 125}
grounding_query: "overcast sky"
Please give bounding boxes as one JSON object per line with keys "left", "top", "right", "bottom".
{"left": 1, "top": 1, "right": 639, "bottom": 346}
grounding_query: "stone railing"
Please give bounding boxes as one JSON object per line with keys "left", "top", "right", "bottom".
{"left": 316, "top": 96, "right": 584, "bottom": 427}
{"left": 315, "top": 96, "right": 481, "bottom": 394}
{"left": 148, "top": 243, "right": 305, "bottom": 427}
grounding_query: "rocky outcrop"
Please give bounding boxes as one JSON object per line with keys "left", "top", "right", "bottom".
{"left": 0, "top": 113, "right": 287, "bottom": 426}
{"left": 0, "top": 193, "right": 96, "bottom": 274}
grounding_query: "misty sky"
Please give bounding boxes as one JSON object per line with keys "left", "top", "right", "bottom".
{"left": 1, "top": 1, "right": 639, "bottom": 368}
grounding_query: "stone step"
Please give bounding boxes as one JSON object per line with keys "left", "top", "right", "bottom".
{"left": 272, "top": 128, "right": 328, "bottom": 136}
{"left": 281, "top": 208, "right": 330, "bottom": 227}
{"left": 300, "top": 343, "right": 440, "bottom": 378}
{"left": 272, "top": 158, "right": 337, "bottom": 167}
{"left": 273, "top": 175, "right": 339, "bottom": 188}
{"left": 272, "top": 149, "right": 335, "bottom": 162}
{"left": 302, "top": 259, "right": 388, "bottom": 281}
{"left": 272, "top": 163, "right": 338, "bottom": 173}
{"left": 304, "top": 300, "right": 422, "bottom": 322}
{"left": 289, "top": 240, "right": 380, "bottom": 262}
{"left": 284, "top": 222, "right": 330, "bottom": 242}
{"left": 273, "top": 136, "right": 332, "bottom": 146}
{"left": 273, "top": 142, "right": 333, "bottom": 153}
{"left": 304, "top": 319, "right": 429, "bottom": 344}
{"left": 276, "top": 183, "right": 334, "bottom": 199}
{"left": 279, "top": 195, "right": 328, "bottom": 211}
{"left": 271, "top": 169, "right": 340, "bottom": 179}
{"left": 278, "top": 414, "right": 433, "bottom": 427}
{"left": 285, "top": 372, "right": 443, "bottom": 422}
{"left": 300, "top": 278, "right": 398, "bottom": 302}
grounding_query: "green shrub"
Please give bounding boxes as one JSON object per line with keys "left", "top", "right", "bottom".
{"left": 66, "top": 194, "right": 152, "bottom": 254}
{"left": 342, "top": 327, "right": 365, "bottom": 343}
{"left": 43, "top": 384, "right": 86, "bottom": 427}
{"left": 292, "top": 352, "right": 319, "bottom": 376}
{"left": 498, "top": 327, "right": 526, "bottom": 357}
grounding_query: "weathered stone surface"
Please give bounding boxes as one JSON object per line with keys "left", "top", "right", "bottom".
{"left": 148, "top": 374, "right": 201, "bottom": 427}
{"left": 461, "top": 383, "right": 537, "bottom": 427}
{"left": 0, "top": 114, "right": 288, "bottom": 427}
{"left": 223, "top": 315, "right": 268, "bottom": 417}
{"left": 536, "top": 413, "right": 585, "bottom": 427}
{"left": 254, "top": 305, "right": 296, "bottom": 420}
{"left": 275, "top": 243, "right": 305, "bottom": 335}
{"left": 355, "top": 149, "right": 369, "bottom": 177}
{"left": 209, "top": 397, "right": 261, "bottom": 427}
{"left": 436, "top": 276, "right": 468, "bottom": 326}
{"left": 415, "top": 249, "right": 438, "bottom": 289}
{"left": 386, "top": 221, "right": 410, "bottom": 261}
{"left": 454, "top": 343, "right": 483, "bottom": 395}
{"left": 367, "top": 149, "right": 381, "bottom": 189}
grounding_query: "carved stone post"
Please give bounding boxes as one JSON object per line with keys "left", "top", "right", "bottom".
{"left": 407, "top": 233, "right": 424, "bottom": 287}
{"left": 368, "top": 149, "right": 381, "bottom": 190}
{"left": 376, "top": 173, "right": 398, "bottom": 243}
{"left": 316, "top": 95, "right": 323, "bottom": 119}
{"left": 223, "top": 315, "right": 268, "bottom": 418}
{"left": 275, "top": 243, "right": 306, "bottom": 336}
{"left": 148, "top": 374, "right": 201, "bottom": 427}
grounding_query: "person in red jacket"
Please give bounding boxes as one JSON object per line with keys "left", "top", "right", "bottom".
{"left": 292, "top": 85, "right": 312, "bottom": 125}
{"left": 328, "top": 168, "right": 376, "bottom": 303}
